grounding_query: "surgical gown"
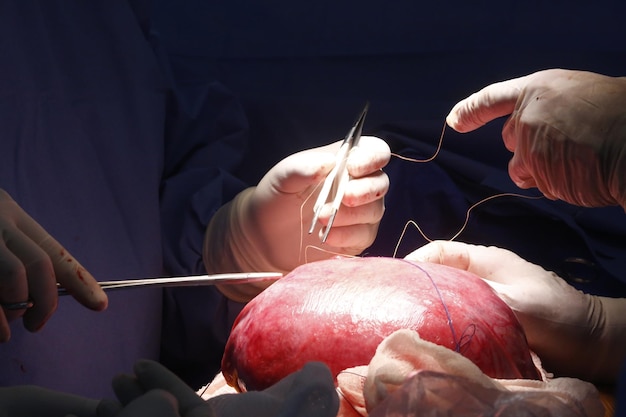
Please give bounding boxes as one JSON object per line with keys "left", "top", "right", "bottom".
{"left": 0, "top": 1, "right": 247, "bottom": 397}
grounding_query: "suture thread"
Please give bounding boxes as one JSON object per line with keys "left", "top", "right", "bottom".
{"left": 301, "top": 119, "right": 543, "bottom": 263}
{"left": 335, "top": 369, "right": 367, "bottom": 414}
{"left": 391, "top": 193, "right": 543, "bottom": 258}
{"left": 399, "top": 259, "right": 471, "bottom": 353}
{"left": 390, "top": 119, "right": 446, "bottom": 164}
{"left": 288, "top": 119, "right": 541, "bottom": 410}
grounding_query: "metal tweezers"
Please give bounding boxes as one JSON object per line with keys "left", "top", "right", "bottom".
{"left": 1, "top": 272, "right": 283, "bottom": 310}
{"left": 308, "top": 102, "right": 369, "bottom": 243}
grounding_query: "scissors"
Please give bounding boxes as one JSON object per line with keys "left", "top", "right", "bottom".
{"left": 1, "top": 271, "right": 283, "bottom": 310}
{"left": 308, "top": 102, "right": 369, "bottom": 243}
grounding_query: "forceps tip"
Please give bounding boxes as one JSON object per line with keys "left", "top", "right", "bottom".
{"left": 1, "top": 301, "right": 34, "bottom": 310}
{"left": 321, "top": 209, "right": 338, "bottom": 243}
{"left": 308, "top": 103, "right": 370, "bottom": 241}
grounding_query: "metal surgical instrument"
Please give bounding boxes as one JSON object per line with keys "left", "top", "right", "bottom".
{"left": 308, "top": 102, "right": 369, "bottom": 243}
{"left": 1, "top": 272, "right": 283, "bottom": 310}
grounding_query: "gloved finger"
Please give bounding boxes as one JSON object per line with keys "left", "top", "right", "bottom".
{"left": 405, "top": 240, "right": 546, "bottom": 286}
{"left": 264, "top": 151, "right": 337, "bottom": 195}
{"left": 0, "top": 239, "right": 30, "bottom": 325}
{"left": 404, "top": 240, "right": 472, "bottom": 269}
{"left": 318, "top": 199, "right": 384, "bottom": 229}
{"left": 7, "top": 198, "right": 107, "bottom": 311}
{"left": 507, "top": 154, "right": 539, "bottom": 191}
{"left": 408, "top": 240, "right": 517, "bottom": 279}
{"left": 208, "top": 362, "right": 338, "bottom": 417}
{"left": 0, "top": 385, "right": 99, "bottom": 417}
{"left": 35, "top": 234, "right": 108, "bottom": 312}
{"left": 111, "top": 373, "right": 145, "bottom": 406}
{"left": 445, "top": 75, "right": 529, "bottom": 133}
{"left": 2, "top": 227, "right": 60, "bottom": 332}
{"left": 130, "top": 360, "right": 205, "bottom": 413}
{"left": 321, "top": 222, "right": 379, "bottom": 253}
{"left": 0, "top": 311, "right": 9, "bottom": 343}
{"left": 502, "top": 114, "right": 546, "bottom": 192}
{"left": 310, "top": 170, "right": 386, "bottom": 240}
{"left": 341, "top": 169, "right": 389, "bottom": 208}
{"left": 507, "top": 139, "right": 563, "bottom": 202}
{"left": 115, "top": 390, "right": 180, "bottom": 417}
{"left": 95, "top": 399, "right": 123, "bottom": 417}
{"left": 346, "top": 136, "right": 391, "bottom": 178}
{"left": 265, "top": 361, "right": 339, "bottom": 417}
{"left": 204, "top": 392, "right": 279, "bottom": 417}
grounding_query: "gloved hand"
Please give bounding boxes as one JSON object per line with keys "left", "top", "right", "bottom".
{"left": 203, "top": 136, "right": 390, "bottom": 302}
{"left": 97, "top": 359, "right": 339, "bottom": 417}
{"left": 0, "top": 189, "right": 107, "bottom": 342}
{"left": 0, "top": 385, "right": 99, "bottom": 417}
{"left": 405, "top": 240, "right": 626, "bottom": 384}
{"left": 446, "top": 69, "right": 626, "bottom": 208}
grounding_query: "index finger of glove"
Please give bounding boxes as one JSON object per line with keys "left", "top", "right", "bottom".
{"left": 404, "top": 240, "right": 513, "bottom": 279}
{"left": 17, "top": 215, "right": 107, "bottom": 311}
{"left": 446, "top": 76, "right": 529, "bottom": 133}
{"left": 405, "top": 240, "right": 473, "bottom": 269}
{"left": 346, "top": 136, "right": 391, "bottom": 178}
{"left": 405, "top": 240, "right": 545, "bottom": 286}
{"left": 131, "top": 360, "right": 204, "bottom": 413}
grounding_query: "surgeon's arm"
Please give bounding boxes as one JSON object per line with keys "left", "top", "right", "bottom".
{"left": 0, "top": 189, "right": 107, "bottom": 342}
{"left": 406, "top": 240, "right": 626, "bottom": 384}
{"left": 203, "top": 136, "right": 390, "bottom": 302}
{"left": 446, "top": 69, "right": 626, "bottom": 208}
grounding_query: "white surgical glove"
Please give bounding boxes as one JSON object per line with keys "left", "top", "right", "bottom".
{"left": 405, "top": 240, "right": 626, "bottom": 385}
{"left": 203, "top": 136, "right": 390, "bottom": 302}
{"left": 97, "top": 360, "right": 338, "bottom": 417}
{"left": 0, "top": 189, "right": 107, "bottom": 342}
{"left": 446, "top": 69, "right": 626, "bottom": 208}
{"left": 0, "top": 385, "right": 99, "bottom": 417}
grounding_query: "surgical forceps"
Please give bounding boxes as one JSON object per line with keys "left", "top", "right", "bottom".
{"left": 308, "top": 103, "right": 369, "bottom": 243}
{"left": 1, "top": 272, "right": 283, "bottom": 310}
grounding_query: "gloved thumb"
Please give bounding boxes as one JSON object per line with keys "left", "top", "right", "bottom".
{"left": 261, "top": 136, "right": 389, "bottom": 196}
{"left": 446, "top": 75, "right": 528, "bottom": 133}
{"left": 404, "top": 240, "right": 473, "bottom": 270}
{"left": 261, "top": 148, "right": 337, "bottom": 196}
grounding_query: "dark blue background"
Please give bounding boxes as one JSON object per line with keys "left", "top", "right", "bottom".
{"left": 150, "top": 0, "right": 626, "bottom": 295}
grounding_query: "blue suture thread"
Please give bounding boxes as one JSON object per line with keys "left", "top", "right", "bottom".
{"left": 399, "top": 259, "right": 465, "bottom": 353}
{"left": 457, "top": 324, "right": 476, "bottom": 354}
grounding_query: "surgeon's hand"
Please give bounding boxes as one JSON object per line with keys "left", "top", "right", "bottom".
{"left": 447, "top": 69, "right": 626, "bottom": 208}
{"left": 0, "top": 385, "right": 99, "bottom": 417}
{"left": 0, "top": 189, "right": 107, "bottom": 342}
{"left": 97, "top": 360, "right": 339, "bottom": 417}
{"left": 203, "top": 136, "right": 390, "bottom": 302}
{"left": 405, "top": 240, "right": 626, "bottom": 384}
